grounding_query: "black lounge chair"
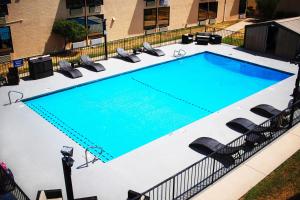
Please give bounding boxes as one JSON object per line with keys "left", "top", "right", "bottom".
{"left": 226, "top": 117, "right": 285, "bottom": 136}
{"left": 80, "top": 55, "right": 105, "bottom": 72}
{"left": 189, "top": 137, "right": 245, "bottom": 167}
{"left": 250, "top": 102, "right": 293, "bottom": 119}
{"left": 250, "top": 104, "right": 282, "bottom": 118}
{"left": 143, "top": 42, "right": 165, "bottom": 56}
{"left": 189, "top": 137, "right": 243, "bottom": 156}
{"left": 58, "top": 61, "right": 82, "bottom": 79}
{"left": 116, "top": 48, "right": 141, "bottom": 63}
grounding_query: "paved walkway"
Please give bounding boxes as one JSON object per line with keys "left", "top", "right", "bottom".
{"left": 225, "top": 19, "right": 254, "bottom": 32}
{"left": 193, "top": 125, "right": 300, "bottom": 200}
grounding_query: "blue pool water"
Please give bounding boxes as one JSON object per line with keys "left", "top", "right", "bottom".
{"left": 24, "top": 52, "right": 292, "bottom": 162}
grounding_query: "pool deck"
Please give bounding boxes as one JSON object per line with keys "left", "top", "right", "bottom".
{"left": 0, "top": 43, "right": 298, "bottom": 200}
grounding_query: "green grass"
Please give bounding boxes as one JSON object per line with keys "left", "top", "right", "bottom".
{"left": 222, "top": 37, "right": 244, "bottom": 47}
{"left": 241, "top": 150, "right": 300, "bottom": 200}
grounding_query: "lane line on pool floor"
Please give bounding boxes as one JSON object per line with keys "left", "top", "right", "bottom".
{"left": 131, "top": 77, "right": 214, "bottom": 114}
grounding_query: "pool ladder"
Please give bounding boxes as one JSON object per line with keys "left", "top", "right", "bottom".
{"left": 77, "top": 146, "right": 103, "bottom": 169}
{"left": 8, "top": 90, "right": 24, "bottom": 105}
{"left": 173, "top": 49, "right": 186, "bottom": 57}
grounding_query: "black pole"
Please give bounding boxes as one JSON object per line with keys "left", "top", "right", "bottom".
{"left": 103, "top": 19, "right": 108, "bottom": 60}
{"left": 62, "top": 157, "right": 74, "bottom": 200}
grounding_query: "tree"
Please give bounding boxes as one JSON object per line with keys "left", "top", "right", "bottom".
{"left": 52, "top": 20, "right": 87, "bottom": 49}
{"left": 255, "top": 0, "right": 281, "bottom": 19}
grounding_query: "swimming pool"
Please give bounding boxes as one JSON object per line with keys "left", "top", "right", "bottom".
{"left": 24, "top": 52, "right": 292, "bottom": 162}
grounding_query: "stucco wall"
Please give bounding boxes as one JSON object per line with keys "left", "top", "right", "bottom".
{"left": 6, "top": 0, "right": 241, "bottom": 59}
{"left": 7, "top": 0, "right": 67, "bottom": 59}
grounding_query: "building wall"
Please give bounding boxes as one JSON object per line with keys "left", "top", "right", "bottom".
{"left": 6, "top": 0, "right": 241, "bottom": 59}
{"left": 7, "top": 0, "right": 66, "bottom": 60}
{"left": 275, "top": 0, "right": 300, "bottom": 16}
{"left": 275, "top": 29, "right": 300, "bottom": 59}
{"left": 244, "top": 25, "right": 268, "bottom": 52}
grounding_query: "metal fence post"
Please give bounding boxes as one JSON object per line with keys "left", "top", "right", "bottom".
{"left": 211, "top": 159, "right": 216, "bottom": 183}
{"left": 172, "top": 176, "right": 176, "bottom": 200}
{"left": 160, "top": 32, "right": 162, "bottom": 47}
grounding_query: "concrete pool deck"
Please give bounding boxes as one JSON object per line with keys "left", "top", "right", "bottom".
{"left": 0, "top": 43, "right": 298, "bottom": 200}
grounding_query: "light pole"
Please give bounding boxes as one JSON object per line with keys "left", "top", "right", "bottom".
{"left": 84, "top": 0, "right": 89, "bottom": 45}
{"left": 61, "top": 146, "right": 75, "bottom": 200}
{"left": 103, "top": 18, "right": 108, "bottom": 60}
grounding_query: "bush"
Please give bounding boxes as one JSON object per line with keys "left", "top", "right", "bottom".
{"left": 53, "top": 20, "right": 87, "bottom": 47}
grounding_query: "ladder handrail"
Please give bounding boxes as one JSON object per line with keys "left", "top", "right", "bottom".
{"left": 8, "top": 90, "right": 24, "bottom": 105}
{"left": 77, "top": 146, "right": 103, "bottom": 169}
{"left": 173, "top": 49, "right": 186, "bottom": 57}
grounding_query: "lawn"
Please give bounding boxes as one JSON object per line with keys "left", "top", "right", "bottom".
{"left": 240, "top": 150, "right": 300, "bottom": 200}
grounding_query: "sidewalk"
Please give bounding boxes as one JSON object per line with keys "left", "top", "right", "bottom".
{"left": 225, "top": 19, "right": 254, "bottom": 32}
{"left": 193, "top": 125, "right": 300, "bottom": 200}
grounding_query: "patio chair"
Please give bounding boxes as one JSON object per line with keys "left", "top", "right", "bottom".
{"left": 226, "top": 117, "right": 285, "bottom": 136}
{"left": 0, "top": 75, "right": 7, "bottom": 86}
{"left": 182, "top": 34, "right": 194, "bottom": 44}
{"left": 143, "top": 42, "right": 165, "bottom": 56}
{"left": 189, "top": 137, "right": 246, "bottom": 167}
{"left": 58, "top": 60, "right": 82, "bottom": 79}
{"left": 195, "top": 35, "right": 210, "bottom": 45}
{"left": 80, "top": 55, "right": 105, "bottom": 72}
{"left": 116, "top": 48, "right": 141, "bottom": 63}
{"left": 209, "top": 34, "right": 222, "bottom": 44}
{"left": 189, "top": 137, "right": 244, "bottom": 156}
{"left": 251, "top": 104, "right": 283, "bottom": 118}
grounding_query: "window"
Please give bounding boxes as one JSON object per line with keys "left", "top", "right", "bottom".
{"left": 157, "top": 7, "right": 170, "bottom": 27}
{"left": 208, "top": 2, "right": 218, "bottom": 19}
{"left": 66, "top": 0, "right": 83, "bottom": 9}
{"left": 0, "top": 4, "right": 8, "bottom": 17}
{"left": 239, "top": 0, "right": 247, "bottom": 14}
{"left": 87, "top": 15, "right": 104, "bottom": 36}
{"left": 144, "top": 8, "right": 157, "bottom": 30}
{"left": 198, "top": 3, "right": 208, "bottom": 21}
{"left": 198, "top": 2, "right": 218, "bottom": 22}
{"left": 0, "top": 0, "right": 11, "bottom": 5}
{"left": 68, "top": 14, "right": 104, "bottom": 36}
{"left": 159, "top": 0, "right": 169, "bottom": 7}
{"left": 86, "top": 0, "right": 103, "bottom": 6}
{"left": 144, "top": 6, "right": 170, "bottom": 30}
{"left": 0, "top": 26, "right": 13, "bottom": 56}
{"left": 145, "top": 0, "right": 156, "bottom": 7}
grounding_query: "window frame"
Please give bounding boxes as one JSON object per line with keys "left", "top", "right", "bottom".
{"left": 157, "top": 7, "right": 170, "bottom": 27}
{"left": 0, "top": 26, "right": 14, "bottom": 56}
{"left": 144, "top": 8, "right": 157, "bottom": 30}
{"left": 198, "top": 2, "right": 218, "bottom": 22}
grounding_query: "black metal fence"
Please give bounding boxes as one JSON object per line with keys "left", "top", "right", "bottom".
{"left": 131, "top": 100, "right": 300, "bottom": 200}
{"left": 0, "top": 25, "right": 243, "bottom": 78}
{"left": 0, "top": 166, "right": 30, "bottom": 200}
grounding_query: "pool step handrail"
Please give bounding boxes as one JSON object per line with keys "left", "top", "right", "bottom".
{"left": 173, "top": 49, "right": 186, "bottom": 57}
{"left": 76, "top": 146, "right": 103, "bottom": 169}
{"left": 8, "top": 90, "right": 24, "bottom": 105}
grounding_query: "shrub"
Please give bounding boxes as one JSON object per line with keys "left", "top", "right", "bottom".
{"left": 52, "top": 20, "right": 87, "bottom": 48}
